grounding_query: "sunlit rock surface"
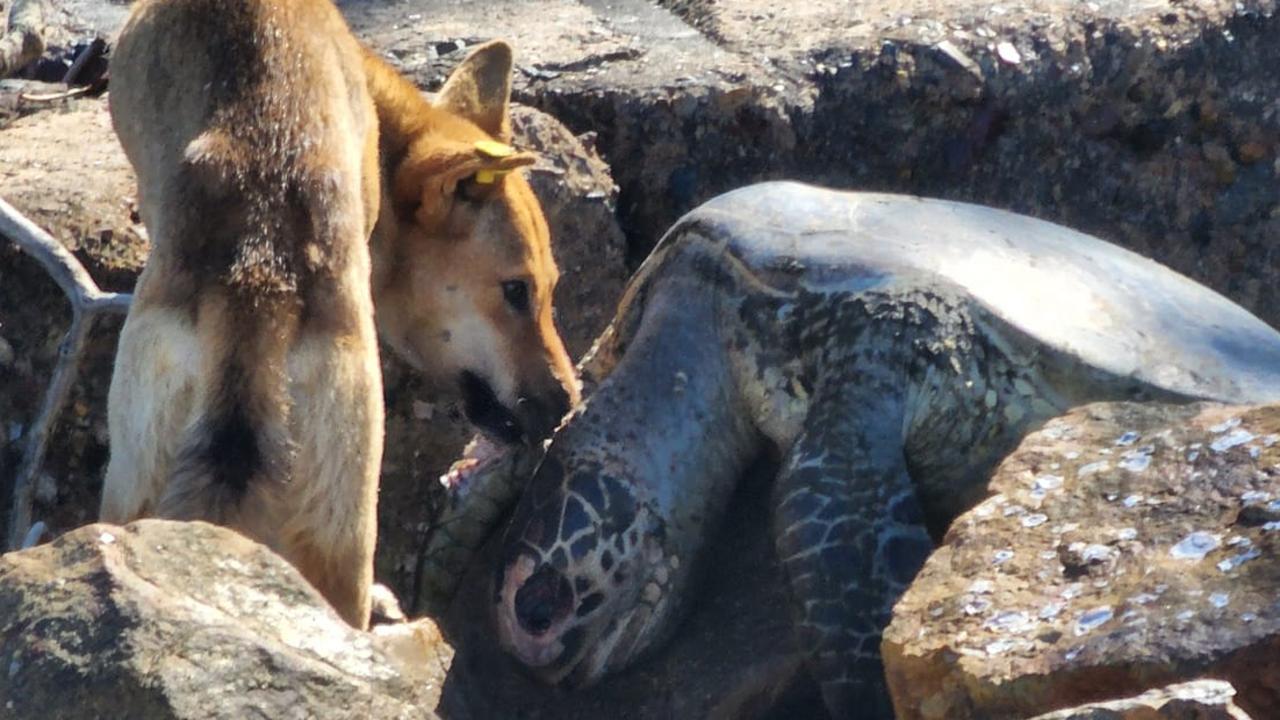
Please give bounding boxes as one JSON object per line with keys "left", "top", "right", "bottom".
{"left": 0, "top": 520, "right": 452, "bottom": 720}
{"left": 884, "top": 402, "right": 1280, "bottom": 719}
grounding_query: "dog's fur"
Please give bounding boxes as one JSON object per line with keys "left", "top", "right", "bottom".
{"left": 102, "top": 0, "right": 579, "bottom": 629}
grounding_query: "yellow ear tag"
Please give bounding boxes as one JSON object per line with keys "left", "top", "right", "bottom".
{"left": 474, "top": 140, "right": 515, "bottom": 158}
{"left": 474, "top": 168, "right": 511, "bottom": 184}
{"left": 474, "top": 141, "right": 517, "bottom": 184}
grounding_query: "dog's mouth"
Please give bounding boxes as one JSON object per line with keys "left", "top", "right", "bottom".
{"left": 460, "top": 370, "right": 522, "bottom": 444}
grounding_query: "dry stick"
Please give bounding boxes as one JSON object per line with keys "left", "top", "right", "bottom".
{"left": 0, "top": 195, "right": 131, "bottom": 551}
{"left": 19, "top": 84, "right": 92, "bottom": 102}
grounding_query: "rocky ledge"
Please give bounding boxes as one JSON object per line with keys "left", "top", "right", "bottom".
{"left": 884, "top": 402, "right": 1280, "bottom": 719}
{"left": 0, "top": 519, "right": 452, "bottom": 720}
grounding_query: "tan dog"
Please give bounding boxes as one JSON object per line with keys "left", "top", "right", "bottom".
{"left": 102, "top": 0, "right": 579, "bottom": 629}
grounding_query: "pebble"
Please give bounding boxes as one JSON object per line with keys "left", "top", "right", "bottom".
{"left": 995, "top": 41, "right": 1022, "bottom": 65}
{"left": 1118, "top": 453, "right": 1150, "bottom": 472}
{"left": 985, "top": 638, "right": 1016, "bottom": 655}
{"left": 1170, "top": 531, "right": 1220, "bottom": 560}
{"left": 1209, "top": 417, "right": 1242, "bottom": 433}
{"left": 1034, "top": 475, "right": 1064, "bottom": 491}
{"left": 1074, "top": 606, "right": 1113, "bottom": 636}
{"left": 985, "top": 611, "right": 1033, "bottom": 634}
{"left": 1115, "top": 431, "right": 1140, "bottom": 446}
{"left": 1074, "top": 543, "right": 1117, "bottom": 564}
{"left": 1210, "top": 428, "right": 1255, "bottom": 453}
{"left": 1078, "top": 461, "right": 1108, "bottom": 476}
{"left": 968, "top": 579, "right": 994, "bottom": 594}
{"left": 964, "top": 598, "right": 993, "bottom": 615}
{"left": 1241, "top": 490, "right": 1271, "bottom": 504}
{"left": 1021, "top": 513, "right": 1048, "bottom": 528}
{"left": 1218, "top": 548, "right": 1261, "bottom": 572}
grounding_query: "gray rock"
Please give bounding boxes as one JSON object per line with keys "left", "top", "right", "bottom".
{"left": 884, "top": 402, "right": 1280, "bottom": 719}
{"left": 0, "top": 520, "right": 452, "bottom": 719}
{"left": 342, "top": 0, "right": 1280, "bottom": 332}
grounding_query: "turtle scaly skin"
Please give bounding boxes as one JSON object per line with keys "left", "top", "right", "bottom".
{"left": 478, "top": 183, "right": 1280, "bottom": 718}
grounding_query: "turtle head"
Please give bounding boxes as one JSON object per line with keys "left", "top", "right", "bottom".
{"left": 494, "top": 252, "right": 758, "bottom": 686}
{"left": 493, "top": 436, "right": 679, "bottom": 686}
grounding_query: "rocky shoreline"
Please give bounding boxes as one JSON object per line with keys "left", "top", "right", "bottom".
{"left": 2, "top": 1, "right": 1279, "bottom": 717}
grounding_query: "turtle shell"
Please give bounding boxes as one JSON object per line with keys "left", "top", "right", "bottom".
{"left": 662, "top": 181, "right": 1280, "bottom": 404}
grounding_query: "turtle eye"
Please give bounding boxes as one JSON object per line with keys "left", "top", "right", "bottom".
{"left": 502, "top": 280, "right": 530, "bottom": 314}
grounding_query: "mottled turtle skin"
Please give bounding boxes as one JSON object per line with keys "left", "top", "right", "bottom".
{"left": 486, "top": 182, "right": 1280, "bottom": 718}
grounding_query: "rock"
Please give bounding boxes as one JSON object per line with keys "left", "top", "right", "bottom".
{"left": 883, "top": 402, "right": 1280, "bottom": 720}
{"left": 341, "top": 0, "right": 1280, "bottom": 332}
{"left": 1028, "top": 679, "right": 1253, "bottom": 719}
{"left": 0, "top": 520, "right": 451, "bottom": 719}
{"left": 0, "top": 94, "right": 628, "bottom": 615}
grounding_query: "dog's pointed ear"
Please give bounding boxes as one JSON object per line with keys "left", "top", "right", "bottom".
{"left": 436, "top": 40, "right": 515, "bottom": 141}
{"left": 391, "top": 140, "right": 537, "bottom": 227}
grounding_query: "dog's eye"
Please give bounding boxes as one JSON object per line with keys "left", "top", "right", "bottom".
{"left": 502, "top": 280, "right": 530, "bottom": 313}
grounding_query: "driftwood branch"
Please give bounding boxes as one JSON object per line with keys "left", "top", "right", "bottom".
{"left": 0, "top": 0, "right": 48, "bottom": 79}
{"left": 0, "top": 195, "right": 131, "bottom": 551}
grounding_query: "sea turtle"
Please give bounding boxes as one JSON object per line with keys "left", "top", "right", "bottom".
{"left": 440, "top": 182, "right": 1280, "bottom": 717}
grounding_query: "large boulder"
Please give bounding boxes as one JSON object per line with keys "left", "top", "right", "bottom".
{"left": 884, "top": 402, "right": 1280, "bottom": 719}
{"left": 0, "top": 519, "right": 451, "bottom": 719}
{"left": 344, "top": 0, "right": 1280, "bottom": 330}
{"left": 0, "top": 91, "right": 628, "bottom": 613}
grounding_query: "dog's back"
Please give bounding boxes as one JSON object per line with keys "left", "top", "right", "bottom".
{"left": 103, "top": 0, "right": 383, "bottom": 627}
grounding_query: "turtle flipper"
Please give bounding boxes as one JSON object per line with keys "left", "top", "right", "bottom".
{"left": 772, "top": 389, "right": 932, "bottom": 719}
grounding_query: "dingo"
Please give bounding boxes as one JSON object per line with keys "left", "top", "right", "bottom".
{"left": 102, "top": 0, "right": 579, "bottom": 628}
